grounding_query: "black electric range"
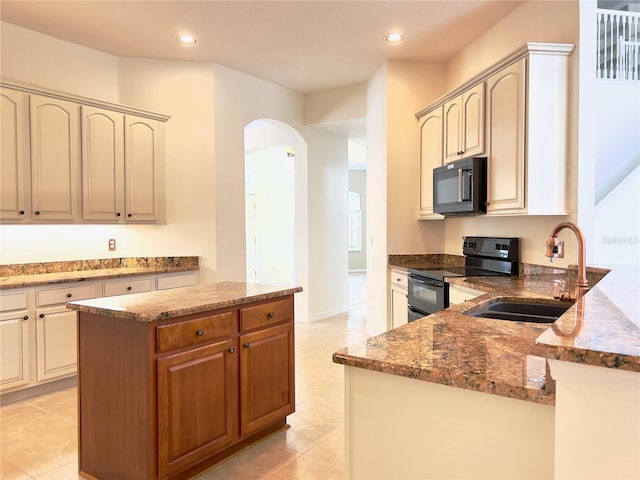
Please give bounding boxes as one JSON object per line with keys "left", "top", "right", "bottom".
{"left": 407, "top": 237, "right": 519, "bottom": 320}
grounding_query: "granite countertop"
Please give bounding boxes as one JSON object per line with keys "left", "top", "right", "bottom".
{"left": 67, "top": 281, "right": 303, "bottom": 322}
{"left": 0, "top": 257, "right": 199, "bottom": 289}
{"left": 333, "top": 256, "right": 639, "bottom": 405}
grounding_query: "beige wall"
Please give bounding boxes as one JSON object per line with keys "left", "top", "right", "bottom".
{"left": 0, "top": 21, "right": 351, "bottom": 322}
{"left": 349, "top": 169, "right": 367, "bottom": 271}
{"left": 440, "top": 0, "right": 581, "bottom": 266}
{"left": 386, "top": 60, "right": 447, "bottom": 255}
{"left": 304, "top": 83, "right": 367, "bottom": 126}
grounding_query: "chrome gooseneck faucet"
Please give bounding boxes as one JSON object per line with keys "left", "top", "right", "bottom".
{"left": 545, "top": 222, "right": 588, "bottom": 301}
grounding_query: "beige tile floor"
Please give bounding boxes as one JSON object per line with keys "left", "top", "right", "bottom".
{"left": 0, "top": 274, "right": 368, "bottom": 480}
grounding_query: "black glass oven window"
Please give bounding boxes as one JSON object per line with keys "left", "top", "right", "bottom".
{"left": 411, "top": 283, "right": 439, "bottom": 306}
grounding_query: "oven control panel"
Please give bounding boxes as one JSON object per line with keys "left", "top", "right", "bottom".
{"left": 462, "top": 237, "right": 519, "bottom": 261}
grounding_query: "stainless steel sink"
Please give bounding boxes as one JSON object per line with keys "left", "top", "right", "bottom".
{"left": 465, "top": 299, "right": 572, "bottom": 323}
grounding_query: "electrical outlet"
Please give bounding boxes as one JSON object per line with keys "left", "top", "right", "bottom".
{"left": 108, "top": 239, "right": 116, "bottom": 251}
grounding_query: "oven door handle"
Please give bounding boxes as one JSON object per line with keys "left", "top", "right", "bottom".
{"left": 409, "top": 277, "right": 444, "bottom": 289}
{"left": 458, "top": 168, "right": 463, "bottom": 202}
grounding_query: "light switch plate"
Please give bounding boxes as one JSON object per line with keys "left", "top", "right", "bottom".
{"left": 108, "top": 239, "right": 116, "bottom": 251}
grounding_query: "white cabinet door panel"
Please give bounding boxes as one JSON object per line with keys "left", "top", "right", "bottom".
{"left": 36, "top": 307, "right": 77, "bottom": 381}
{"left": 29, "top": 94, "right": 80, "bottom": 221}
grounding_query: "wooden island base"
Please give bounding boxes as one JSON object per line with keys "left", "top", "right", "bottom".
{"left": 74, "top": 289, "right": 296, "bottom": 480}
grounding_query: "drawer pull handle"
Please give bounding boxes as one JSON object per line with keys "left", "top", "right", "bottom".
{"left": 39, "top": 313, "right": 45, "bottom": 318}
{"left": 228, "top": 347, "right": 235, "bottom": 354}
{"left": 196, "top": 329, "right": 205, "bottom": 337}
{"left": 66, "top": 293, "right": 72, "bottom": 298}
{"left": 23, "top": 315, "right": 29, "bottom": 320}
{"left": 127, "top": 286, "right": 132, "bottom": 291}
{"left": 267, "top": 311, "right": 275, "bottom": 318}
{"left": 243, "top": 342, "right": 250, "bottom": 348}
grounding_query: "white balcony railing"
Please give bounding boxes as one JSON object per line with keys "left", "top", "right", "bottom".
{"left": 597, "top": 8, "right": 640, "bottom": 80}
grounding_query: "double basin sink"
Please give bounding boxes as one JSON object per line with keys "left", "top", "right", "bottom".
{"left": 464, "top": 298, "right": 572, "bottom": 324}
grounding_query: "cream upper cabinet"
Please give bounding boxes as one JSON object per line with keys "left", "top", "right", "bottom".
{"left": 485, "top": 59, "right": 526, "bottom": 213}
{"left": 0, "top": 80, "right": 168, "bottom": 225}
{"left": 0, "top": 88, "right": 30, "bottom": 222}
{"left": 443, "top": 83, "right": 485, "bottom": 164}
{"left": 81, "top": 106, "right": 125, "bottom": 222}
{"left": 30, "top": 94, "right": 81, "bottom": 222}
{"left": 416, "top": 43, "right": 573, "bottom": 218}
{"left": 486, "top": 46, "right": 571, "bottom": 216}
{"left": 124, "top": 115, "right": 164, "bottom": 223}
{"left": 418, "top": 106, "right": 444, "bottom": 220}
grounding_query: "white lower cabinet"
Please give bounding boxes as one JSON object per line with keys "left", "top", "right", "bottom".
{"left": 0, "top": 310, "right": 31, "bottom": 391}
{"left": 156, "top": 271, "right": 198, "bottom": 290}
{"left": 103, "top": 276, "right": 154, "bottom": 297}
{"left": 35, "top": 306, "right": 78, "bottom": 382}
{"left": 449, "top": 284, "right": 483, "bottom": 305}
{"left": 0, "top": 290, "right": 32, "bottom": 392}
{"left": 0, "top": 270, "right": 198, "bottom": 396}
{"left": 390, "top": 269, "right": 408, "bottom": 329}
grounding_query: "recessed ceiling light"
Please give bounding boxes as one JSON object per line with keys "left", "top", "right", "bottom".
{"left": 384, "top": 32, "right": 404, "bottom": 43}
{"left": 177, "top": 34, "right": 197, "bottom": 45}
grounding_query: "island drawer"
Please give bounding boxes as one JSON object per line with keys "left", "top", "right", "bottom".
{"left": 157, "top": 312, "right": 234, "bottom": 353}
{"left": 240, "top": 297, "right": 293, "bottom": 332}
{"left": 37, "top": 284, "right": 98, "bottom": 307}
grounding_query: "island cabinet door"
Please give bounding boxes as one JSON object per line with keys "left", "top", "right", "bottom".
{"left": 157, "top": 339, "right": 238, "bottom": 480}
{"left": 239, "top": 321, "right": 295, "bottom": 437}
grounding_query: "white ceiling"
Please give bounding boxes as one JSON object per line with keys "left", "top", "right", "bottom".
{"left": 0, "top": 0, "right": 523, "bottom": 94}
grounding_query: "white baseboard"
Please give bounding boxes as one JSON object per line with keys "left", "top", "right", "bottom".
{"left": 303, "top": 305, "right": 350, "bottom": 322}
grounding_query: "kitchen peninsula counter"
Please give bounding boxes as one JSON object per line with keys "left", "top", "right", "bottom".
{"left": 335, "top": 260, "right": 640, "bottom": 479}
{"left": 336, "top": 258, "right": 638, "bottom": 404}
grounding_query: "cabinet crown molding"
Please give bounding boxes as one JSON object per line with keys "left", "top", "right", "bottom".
{"left": 1, "top": 77, "right": 170, "bottom": 122}
{"left": 415, "top": 42, "right": 575, "bottom": 119}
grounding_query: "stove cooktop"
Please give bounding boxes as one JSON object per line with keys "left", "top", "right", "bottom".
{"left": 408, "top": 266, "right": 508, "bottom": 280}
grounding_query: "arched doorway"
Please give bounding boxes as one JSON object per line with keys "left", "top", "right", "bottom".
{"left": 244, "top": 119, "right": 309, "bottom": 321}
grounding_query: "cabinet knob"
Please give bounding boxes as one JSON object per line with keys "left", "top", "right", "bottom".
{"left": 127, "top": 213, "right": 132, "bottom": 218}
{"left": 243, "top": 342, "right": 250, "bottom": 348}
{"left": 267, "top": 311, "right": 275, "bottom": 318}
{"left": 116, "top": 212, "right": 121, "bottom": 217}
{"left": 23, "top": 315, "right": 29, "bottom": 320}
{"left": 34, "top": 210, "right": 41, "bottom": 215}
{"left": 66, "top": 293, "right": 72, "bottom": 298}
{"left": 228, "top": 347, "right": 235, "bottom": 354}
{"left": 19, "top": 210, "right": 25, "bottom": 215}
{"left": 196, "top": 329, "right": 205, "bottom": 337}
{"left": 39, "top": 313, "right": 45, "bottom": 318}
{"left": 127, "top": 286, "right": 132, "bottom": 291}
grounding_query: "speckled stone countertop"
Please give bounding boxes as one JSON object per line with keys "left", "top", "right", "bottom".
{"left": 0, "top": 256, "right": 199, "bottom": 289}
{"left": 67, "top": 281, "right": 303, "bottom": 322}
{"left": 333, "top": 255, "right": 639, "bottom": 405}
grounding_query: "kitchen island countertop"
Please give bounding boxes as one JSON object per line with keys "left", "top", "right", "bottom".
{"left": 67, "top": 281, "right": 303, "bottom": 322}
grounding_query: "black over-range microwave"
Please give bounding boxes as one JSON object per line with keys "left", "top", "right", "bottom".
{"left": 433, "top": 156, "right": 487, "bottom": 216}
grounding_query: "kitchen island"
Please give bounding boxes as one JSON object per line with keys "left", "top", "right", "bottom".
{"left": 333, "top": 263, "right": 639, "bottom": 479}
{"left": 67, "top": 281, "right": 302, "bottom": 480}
